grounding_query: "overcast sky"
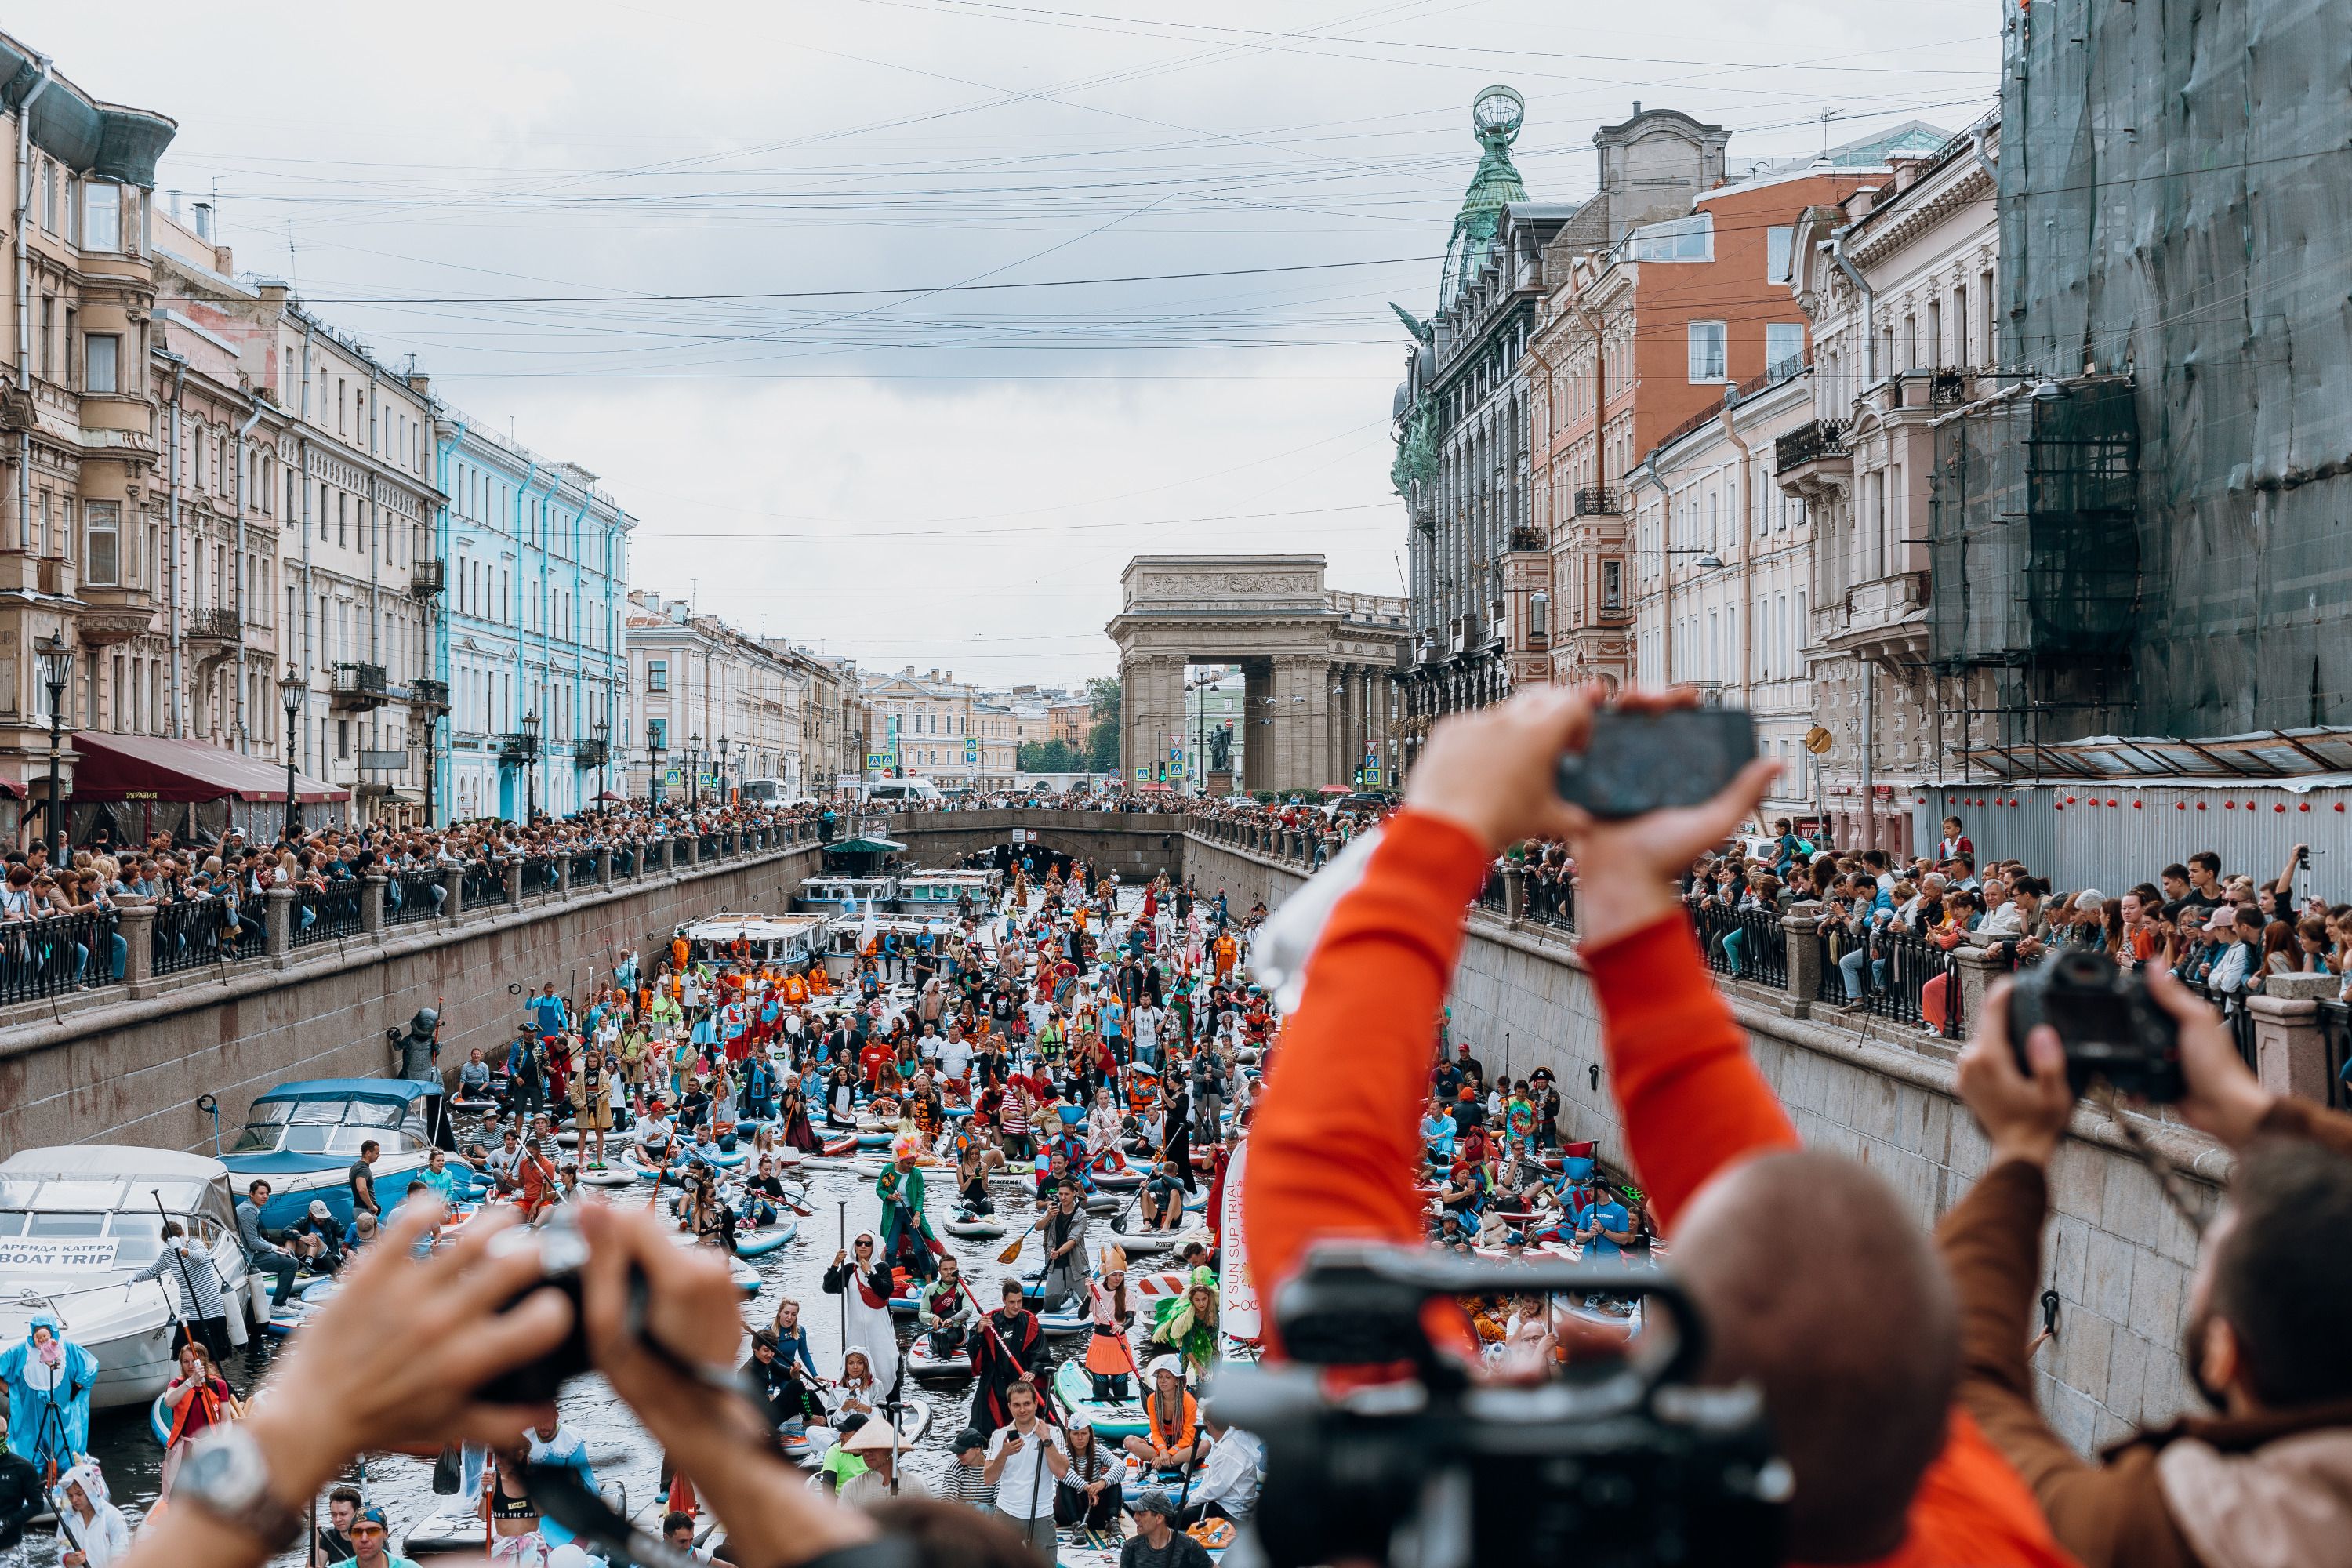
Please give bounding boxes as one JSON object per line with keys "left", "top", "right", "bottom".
{"left": 45, "top": 2, "right": 1998, "bottom": 688}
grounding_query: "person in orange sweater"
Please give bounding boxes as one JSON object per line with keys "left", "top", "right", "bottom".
{"left": 1246, "top": 685, "right": 2074, "bottom": 1568}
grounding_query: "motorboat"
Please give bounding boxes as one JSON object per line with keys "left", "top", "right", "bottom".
{"left": 221, "top": 1078, "right": 482, "bottom": 1230}
{"left": 673, "top": 911, "right": 829, "bottom": 971}
{"left": 793, "top": 875, "right": 898, "bottom": 916}
{"left": 893, "top": 869, "right": 1001, "bottom": 910}
{"left": 0, "top": 1146, "right": 252, "bottom": 1410}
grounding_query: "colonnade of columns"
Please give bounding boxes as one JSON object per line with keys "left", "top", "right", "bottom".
{"left": 1122, "top": 651, "right": 1396, "bottom": 795}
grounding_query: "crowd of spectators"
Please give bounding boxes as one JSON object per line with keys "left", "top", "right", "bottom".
{"left": 1681, "top": 815, "right": 2348, "bottom": 1006}
{"left": 2, "top": 796, "right": 835, "bottom": 989}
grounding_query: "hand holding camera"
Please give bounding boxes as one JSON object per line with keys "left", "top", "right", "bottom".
{"left": 1958, "top": 954, "right": 2278, "bottom": 1168}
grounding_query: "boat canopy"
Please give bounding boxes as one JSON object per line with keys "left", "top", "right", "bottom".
{"left": 251, "top": 1077, "right": 437, "bottom": 1108}
{"left": 829, "top": 837, "right": 906, "bottom": 854}
{"left": 0, "top": 1146, "right": 234, "bottom": 1223}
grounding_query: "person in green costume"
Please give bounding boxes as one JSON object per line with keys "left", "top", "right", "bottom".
{"left": 875, "top": 1134, "right": 941, "bottom": 1285}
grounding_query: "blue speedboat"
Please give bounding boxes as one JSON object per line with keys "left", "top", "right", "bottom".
{"left": 221, "top": 1079, "right": 484, "bottom": 1230}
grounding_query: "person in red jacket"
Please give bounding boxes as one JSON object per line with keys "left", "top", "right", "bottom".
{"left": 1246, "top": 685, "right": 2073, "bottom": 1568}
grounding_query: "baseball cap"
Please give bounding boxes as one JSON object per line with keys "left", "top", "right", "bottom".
{"left": 1130, "top": 1490, "right": 1179, "bottom": 1520}
{"left": 308, "top": 1200, "right": 332, "bottom": 1220}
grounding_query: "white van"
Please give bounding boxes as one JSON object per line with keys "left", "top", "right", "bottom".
{"left": 848, "top": 778, "right": 943, "bottom": 806}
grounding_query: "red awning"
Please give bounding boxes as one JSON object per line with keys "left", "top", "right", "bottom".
{"left": 0, "top": 777, "right": 23, "bottom": 800}
{"left": 70, "top": 732, "right": 351, "bottom": 804}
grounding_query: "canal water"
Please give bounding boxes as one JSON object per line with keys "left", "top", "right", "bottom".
{"left": 53, "top": 884, "right": 1161, "bottom": 1565}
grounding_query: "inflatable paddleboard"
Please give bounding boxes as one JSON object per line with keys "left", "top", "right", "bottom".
{"left": 1051, "top": 1359, "right": 1149, "bottom": 1441}
{"left": 735, "top": 1220, "right": 799, "bottom": 1258}
{"left": 944, "top": 1210, "right": 1005, "bottom": 1240}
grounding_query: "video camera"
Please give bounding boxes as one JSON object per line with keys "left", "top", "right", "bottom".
{"left": 1210, "top": 1245, "right": 1786, "bottom": 1568}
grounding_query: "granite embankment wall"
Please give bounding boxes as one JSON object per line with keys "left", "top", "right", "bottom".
{"left": 1181, "top": 827, "right": 2220, "bottom": 1453}
{"left": 0, "top": 840, "right": 825, "bottom": 1156}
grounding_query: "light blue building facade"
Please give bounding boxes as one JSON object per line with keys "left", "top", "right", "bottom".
{"left": 426, "top": 410, "right": 633, "bottom": 822}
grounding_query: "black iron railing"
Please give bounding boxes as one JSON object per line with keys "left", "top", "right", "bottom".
{"left": 699, "top": 832, "right": 721, "bottom": 861}
{"left": 1573, "top": 487, "right": 1623, "bottom": 516}
{"left": 519, "top": 857, "right": 560, "bottom": 899}
{"left": 292, "top": 882, "right": 362, "bottom": 947}
{"left": 152, "top": 896, "right": 233, "bottom": 975}
{"left": 1526, "top": 874, "right": 1574, "bottom": 932}
{"left": 2321, "top": 999, "right": 2351, "bottom": 1112}
{"left": 570, "top": 851, "right": 598, "bottom": 886}
{"left": 463, "top": 862, "right": 503, "bottom": 907}
{"left": 0, "top": 910, "right": 122, "bottom": 1001}
{"left": 386, "top": 869, "right": 443, "bottom": 925}
{"left": 2186, "top": 979, "right": 2261, "bottom": 1076}
{"left": 1690, "top": 900, "right": 1786, "bottom": 987}
{"left": 1475, "top": 874, "right": 1506, "bottom": 916}
{"left": 1774, "top": 418, "right": 1846, "bottom": 470}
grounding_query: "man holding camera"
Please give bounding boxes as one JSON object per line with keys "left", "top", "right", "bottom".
{"left": 1948, "top": 959, "right": 2352, "bottom": 1568}
{"left": 1246, "top": 685, "right": 2073, "bottom": 1568}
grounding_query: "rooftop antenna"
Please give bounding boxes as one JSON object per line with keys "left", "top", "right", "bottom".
{"left": 1820, "top": 107, "right": 1841, "bottom": 156}
{"left": 285, "top": 218, "right": 301, "bottom": 296}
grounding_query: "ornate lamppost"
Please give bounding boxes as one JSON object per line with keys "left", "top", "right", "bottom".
{"left": 37, "top": 634, "right": 72, "bottom": 861}
{"left": 519, "top": 710, "right": 541, "bottom": 823}
{"left": 648, "top": 721, "right": 666, "bottom": 810}
{"left": 593, "top": 717, "right": 611, "bottom": 818}
{"left": 716, "top": 735, "right": 731, "bottom": 807}
{"left": 279, "top": 665, "right": 306, "bottom": 839}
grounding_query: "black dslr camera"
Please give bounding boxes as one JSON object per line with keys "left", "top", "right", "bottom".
{"left": 1210, "top": 1245, "right": 1786, "bottom": 1568}
{"left": 2006, "top": 949, "right": 2183, "bottom": 1101}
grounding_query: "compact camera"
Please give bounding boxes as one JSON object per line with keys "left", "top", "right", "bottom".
{"left": 1210, "top": 1245, "right": 1786, "bottom": 1568}
{"left": 2007, "top": 949, "right": 2184, "bottom": 1101}
{"left": 476, "top": 1205, "right": 595, "bottom": 1404}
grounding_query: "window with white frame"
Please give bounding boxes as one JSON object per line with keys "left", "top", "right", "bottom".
{"left": 1766, "top": 226, "right": 1795, "bottom": 284}
{"left": 85, "top": 334, "right": 120, "bottom": 394}
{"left": 1766, "top": 322, "right": 1805, "bottom": 377}
{"left": 82, "top": 183, "right": 122, "bottom": 252}
{"left": 1628, "top": 212, "right": 1713, "bottom": 263}
{"left": 1688, "top": 321, "right": 1726, "bottom": 383}
{"left": 85, "top": 502, "right": 120, "bottom": 586}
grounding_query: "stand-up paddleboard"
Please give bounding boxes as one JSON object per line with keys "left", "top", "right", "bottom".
{"left": 1051, "top": 1359, "right": 1149, "bottom": 1440}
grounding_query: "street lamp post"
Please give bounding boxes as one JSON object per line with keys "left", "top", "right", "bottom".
{"left": 278, "top": 665, "right": 306, "bottom": 840}
{"left": 648, "top": 721, "right": 666, "bottom": 810}
{"left": 716, "top": 735, "right": 731, "bottom": 807}
{"left": 688, "top": 734, "right": 702, "bottom": 805}
{"left": 593, "top": 718, "right": 611, "bottom": 818}
{"left": 36, "top": 634, "right": 72, "bottom": 861}
{"left": 520, "top": 710, "right": 541, "bottom": 823}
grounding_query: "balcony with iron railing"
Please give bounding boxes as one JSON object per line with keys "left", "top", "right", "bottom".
{"left": 1573, "top": 487, "right": 1624, "bottom": 516}
{"left": 187, "top": 607, "right": 241, "bottom": 642}
{"left": 410, "top": 559, "right": 445, "bottom": 597}
{"left": 1508, "top": 525, "right": 1545, "bottom": 552}
{"left": 329, "top": 662, "right": 390, "bottom": 710}
{"left": 573, "top": 738, "right": 609, "bottom": 768}
{"left": 1774, "top": 418, "right": 1847, "bottom": 472}
{"left": 409, "top": 677, "right": 450, "bottom": 714}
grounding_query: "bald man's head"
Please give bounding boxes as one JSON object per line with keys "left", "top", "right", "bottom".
{"left": 1671, "top": 1149, "right": 1958, "bottom": 1563}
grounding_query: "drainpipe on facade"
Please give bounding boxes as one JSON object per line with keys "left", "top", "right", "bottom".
{"left": 167, "top": 361, "right": 185, "bottom": 738}
{"left": 233, "top": 406, "right": 262, "bottom": 753}
{"left": 13, "top": 56, "right": 52, "bottom": 559}
{"left": 1721, "top": 385, "right": 1755, "bottom": 699}
{"left": 1830, "top": 226, "right": 1875, "bottom": 402}
{"left": 299, "top": 315, "right": 315, "bottom": 787}
{"left": 1632, "top": 453, "right": 1670, "bottom": 684}
{"left": 365, "top": 365, "right": 379, "bottom": 824}
{"left": 1827, "top": 229, "right": 1875, "bottom": 852}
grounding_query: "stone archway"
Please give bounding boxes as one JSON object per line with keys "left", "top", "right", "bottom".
{"left": 1105, "top": 556, "right": 1410, "bottom": 796}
